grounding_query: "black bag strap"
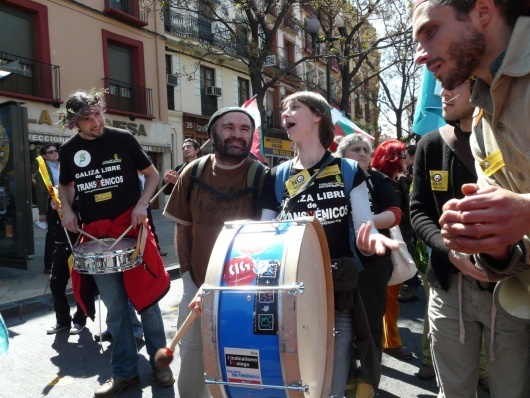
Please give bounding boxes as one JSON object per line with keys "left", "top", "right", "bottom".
{"left": 439, "top": 124, "right": 477, "bottom": 178}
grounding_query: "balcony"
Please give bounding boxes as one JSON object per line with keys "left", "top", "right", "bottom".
{"left": 0, "top": 52, "right": 60, "bottom": 103}
{"left": 104, "top": 0, "right": 148, "bottom": 28}
{"left": 164, "top": 10, "right": 243, "bottom": 57}
{"left": 102, "top": 78, "right": 153, "bottom": 118}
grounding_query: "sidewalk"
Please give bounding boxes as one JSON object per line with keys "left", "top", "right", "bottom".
{"left": 0, "top": 209, "right": 179, "bottom": 320}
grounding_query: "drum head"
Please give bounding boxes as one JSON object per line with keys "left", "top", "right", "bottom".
{"left": 202, "top": 218, "right": 333, "bottom": 398}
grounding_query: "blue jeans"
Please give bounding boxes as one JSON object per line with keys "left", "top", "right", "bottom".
{"left": 128, "top": 300, "right": 144, "bottom": 340}
{"left": 92, "top": 273, "right": 166, "bottom": 378}
{"left": 330, "top": 309, "right": 354, "bottom": 398}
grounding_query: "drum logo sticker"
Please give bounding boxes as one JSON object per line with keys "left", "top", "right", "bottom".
{"left": 224, "top": 347, "right": 262, "bottom": 386}
{"left": 254, "top": 260, "right": 280, "bottom": 335}
{"left": 222, "top": 256, "right": 257, "bottom": 286}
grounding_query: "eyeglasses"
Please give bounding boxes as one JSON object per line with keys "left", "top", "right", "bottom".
{"left": 399, "top": 153, "right": 407, "bottom": 159}
{"left": 46, "top": 150, "right": 58, "bottom": 154}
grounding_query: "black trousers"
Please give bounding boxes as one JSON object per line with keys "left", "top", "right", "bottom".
{"left": 50, "top": 242, "right": 86, "bottom": 327}
{"left": 43, "top": 205, "right": 58, "bottom": 269}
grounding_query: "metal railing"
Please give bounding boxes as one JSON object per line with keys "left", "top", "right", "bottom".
{"left": 0, "top": 52, "right": 60, "bottom": 101}
{"left": 102, "top": 78, "right": 153, "bottom": 116}
{"left": 105, "top": 0, "right": 148, "bottom": 24}
{"left": 163, "top": 10, "right": 244, "bottom": 57}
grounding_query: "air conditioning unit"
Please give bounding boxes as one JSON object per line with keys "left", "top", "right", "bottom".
{"left": 205, "top": 86, "right": 222, "bottom": 97}
{"left": 167, "top": 74, "right": 178, "bottom": 87}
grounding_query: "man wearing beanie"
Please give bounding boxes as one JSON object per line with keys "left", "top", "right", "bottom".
{"left": 163, "top": 107, "right": 268, "bottom": 397}
{"left": 58, "top": 89, "right": 173, "bottom": 397}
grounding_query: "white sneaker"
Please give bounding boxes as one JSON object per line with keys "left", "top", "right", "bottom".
{"left": 35, "top": 220, "right": 48, "bottom": 230}
{"left": 70, "top": 324, "right": 85, "bottom": 335}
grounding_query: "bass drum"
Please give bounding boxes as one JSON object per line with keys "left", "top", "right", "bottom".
{"left": 202, "top": 217, "right": 334, "bottom": 398}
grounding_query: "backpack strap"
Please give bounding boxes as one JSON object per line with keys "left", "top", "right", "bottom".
{"left": 247, "top": 160, "right": 268, "bottom": 217}
{"left": 186, "top": 155, "right": 210, "bottom": 203}
{"left": 340, "top": 158, "right": 364, "bottom": 271}
{"left": 275, "top": 159, "right": 293, "bottom": 203}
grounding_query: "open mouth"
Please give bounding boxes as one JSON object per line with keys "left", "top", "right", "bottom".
{"left": 285, "top": 122, "right": 296, "bottom": 129}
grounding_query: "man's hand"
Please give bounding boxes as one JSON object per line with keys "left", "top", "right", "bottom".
{"left": 448, "top": 250, "right": 504, "bottom": 282}
{"left": 440, "top": 184, "right": 530, "bottom": 259}
{"left": 164, "top": 170, "right": 179, "bottom": 185}
{"left": 188, "top": 287, "right": 203, "bottom": 316}
{"left": 61, "top": 206, "right": 79, "bottom": 233}
{"left": 357, "top": 222, "right": 400, "bottom": 256}
{"left": 131, "top": 204, "right": 148, "bottom": 228}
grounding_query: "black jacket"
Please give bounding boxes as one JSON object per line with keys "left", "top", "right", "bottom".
{"left": 410, "top": 126, "right": 476, "bottom": 291}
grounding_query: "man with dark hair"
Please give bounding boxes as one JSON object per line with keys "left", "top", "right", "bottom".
{"left": 162, "top": 137, "right": 200, "bottom": 195}
{"left": 35, "top": 143, "right": 60, "bottom": 274}
{"left": 413, "top": 0, "right": 530, "bottom": 281}
{"left": 164, "top": 107, "right": 267, "bottom": 398}
{"left": 58, "top": 89, "right": 173, "bottom": 397}
{"left": 410, "top": 78, "right": 528, "bottom": 396}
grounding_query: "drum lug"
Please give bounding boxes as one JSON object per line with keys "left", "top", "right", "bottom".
{"left": 333, "top": 327, "right": 341, "bottom": 337}
{"left": 288, "top": 281, "right": 305, "bottom": 296}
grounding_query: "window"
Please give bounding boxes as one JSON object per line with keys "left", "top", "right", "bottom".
{"left": 198, "top": 0, "right": 214, "bottom": 43}
{"left": 200, "top": 66, "right": 217, "bottom": 116}
{"left": 238, "top": 77, "right": 249, "bottom": 107}
{"left": 102, "top": 30, "right": 152, "bottom": 117}
{"left": 104, "top": 0, "right": 147, "bottom": 27}
{"left": 166, "top": 55, "right": 175, "bottom": 110}
{"left": 0, "top": 1, "right": 58, "bottom": 102}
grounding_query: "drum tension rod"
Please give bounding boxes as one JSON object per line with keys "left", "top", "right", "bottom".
{"left": 204, "top": 377, "right": 309, "bottom": 392}
{"left": 202, "top": 282, "right": 305, "bottom": 296}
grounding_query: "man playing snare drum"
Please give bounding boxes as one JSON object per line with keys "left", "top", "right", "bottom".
{"left": 164, "top": 107, "right": 267, "bottom": 398}
{"left": 58, "top": 89, "right": 173, "bottom": 397}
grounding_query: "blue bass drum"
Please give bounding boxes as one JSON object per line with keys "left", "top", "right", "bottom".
{"left": 202, "top": 217, "right": 334, "bottom": 398}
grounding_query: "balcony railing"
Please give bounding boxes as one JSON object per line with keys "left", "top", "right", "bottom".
{"left": 279, "top": 57, "right": 302, "bottom": 80}
{"left": 0, "top": 52, "right": 60, "bottom": 102}
{"left": 102, "top": 78, "right": 152, "bottom": 117}
{"left": 104, "top": 0, "right": 148, "bottom": 27}
{"left": 164, "top": 10, "right": 243, "bottom": 57}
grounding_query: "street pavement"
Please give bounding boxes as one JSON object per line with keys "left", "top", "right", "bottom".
{"left": 0, "top": 210, "right": 490, "bottom": 397}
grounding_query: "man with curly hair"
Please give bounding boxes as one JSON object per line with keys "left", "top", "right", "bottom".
{"left": 58, "top": 89, "right": 173, "bottom": 397}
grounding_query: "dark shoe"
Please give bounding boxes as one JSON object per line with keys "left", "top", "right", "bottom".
{"left": 43, "top": 268, "right": 52, "bottom": 274}
{"left": 398, "top": 286, "right": 419, "bottom": 302}
{"left": 415, "top": 364, "right": 435, "bottom": 380}
{"left": 384, "top": 347, "right": 414, "bottom": 360}
{"left": 158, "top": 249, "right": 167, "bottom": 257}
{"left": 94, "top": 375, "right": 140, "bottom": 397}
{"left": 94, "top": 330, "right": 113, "bottom": 342}
{"left": 153, "top": 367, "right": 174, "bottom": 387}
{"left": 70, "top": 323, "right": 85, "bottom": 335}
{"left": 479, "top": 378, "right": 490, "bottom": 392}
{"left": 47, "top": 323, "right": 70, "bottom": 335}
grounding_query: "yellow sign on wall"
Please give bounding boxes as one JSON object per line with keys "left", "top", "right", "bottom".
{"left": 263, "top": 137, "right": 295, "bottom": 157}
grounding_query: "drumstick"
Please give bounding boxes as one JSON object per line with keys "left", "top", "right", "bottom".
{"left": 108, "top": 224, "right": 134, "bottom": 251}
{"left": 154, "top": 311, "right": 198, "bottom": 368}
{"left": 76, "top": 228, "right": 109, "bottom": 246}
{"left": 149, "top": 139, "right": 210, "bottom": 205}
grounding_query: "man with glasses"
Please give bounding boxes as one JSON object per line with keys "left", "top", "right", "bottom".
{"left": 35, "top": 143, "right": 60, "bottom": 274}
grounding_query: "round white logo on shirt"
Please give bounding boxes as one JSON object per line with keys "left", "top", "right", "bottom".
{"left": 74, "top": 150, "right": 91, "bottom": 167}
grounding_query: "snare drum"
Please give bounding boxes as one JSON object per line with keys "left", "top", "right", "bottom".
{"left": 72, "top": 238, "right": 142, "bottom": 274}
{"left": 202, "top": 217, "right": 334, "bottom": 398}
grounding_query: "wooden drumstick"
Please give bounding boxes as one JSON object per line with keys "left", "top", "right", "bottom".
{"left": 76, "top": 228, "right": 109, "bottom": 246}
{"left": 108, "top": 224, "right": 134, "bottom": 251}
{"left": 149, "top": 139, "right": 210, "bottom": 205}
{"left": 154, "top": 311, "right": 198, "bottom": 368}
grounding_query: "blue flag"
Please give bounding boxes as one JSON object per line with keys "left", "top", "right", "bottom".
{"left": 412, "top": 67, "right": 446, "bottom": 135}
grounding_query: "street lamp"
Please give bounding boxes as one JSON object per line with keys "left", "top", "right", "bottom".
{"left": 306, "top": 13, "right": 345, "bottom": 103}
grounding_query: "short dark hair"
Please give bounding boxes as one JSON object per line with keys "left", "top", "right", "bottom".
{"left": 183, "top": 138, "right": 200, "bottom": 150}
{"left": 40, "top": 143, "right": 57, "bottom": 156}
{"left": 432, "top": 0, "right": 527, "bottom": 26}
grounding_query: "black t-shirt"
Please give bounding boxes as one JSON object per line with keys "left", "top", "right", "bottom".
{"left": 59, "top": 127, "right": 152, "bottom": 223}
{"left": 261, "top": 154, "right": 366, "bottom": 258}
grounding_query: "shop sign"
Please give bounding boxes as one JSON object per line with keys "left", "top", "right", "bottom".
{"left": 263, "top": 137, "right": 294, "bottom": 157}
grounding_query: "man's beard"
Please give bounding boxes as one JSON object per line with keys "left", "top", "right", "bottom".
{"left": 212, "top": 133, "right": 251, "bottom": 163}
{"left": 438, "top": 25, "right": 486, "bottom": 90}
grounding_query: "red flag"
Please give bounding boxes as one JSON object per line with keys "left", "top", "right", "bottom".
{"left": 241, "top": 97, "right": 264, "bottom": 162}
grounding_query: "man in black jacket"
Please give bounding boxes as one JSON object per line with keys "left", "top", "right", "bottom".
{"left": 162, "top": 138, "right": 200, "bottom": 195}
{"left": 410, "top": 79, "right": 529, "bottom": 397}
